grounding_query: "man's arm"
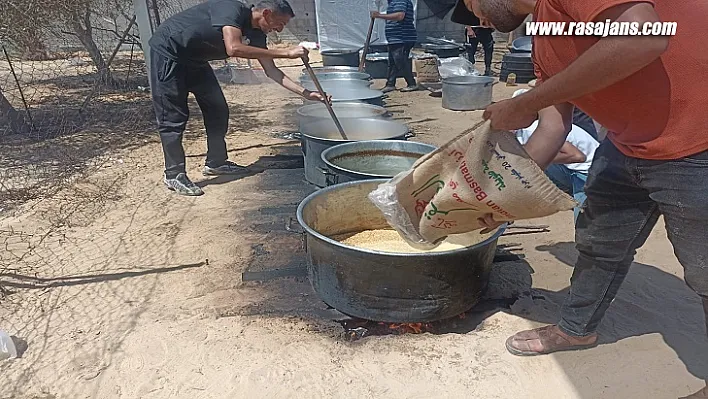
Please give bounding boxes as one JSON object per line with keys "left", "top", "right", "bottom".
{"left": 479, "top": 102, "right": 573, "bottom": 231}
{"left": 515, "top": 2, "right": 669, "bottom": 112}
{"left": 523, "top": 103, "right": 575, "bottom": 169}
{"left": 554, "top": 142, "right": 586, "bottom": 164}
{"left": 484, "top": 2, "right": 669, "bottom": 131}
{"left": 257, "top": 58, "right": 316, "bottom": 99}
{"left": 222, "top": 26, "right": 305, "bottom": 59}
{"left": 371, "top": 11, "right": 405, "bottom": 21}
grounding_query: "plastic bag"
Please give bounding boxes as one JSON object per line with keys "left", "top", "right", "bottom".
{"left": 438, "top": 56, "right": 480, "bottom": 79}
{"left": 0, "top": 330, "right": 17, "bottom": 361}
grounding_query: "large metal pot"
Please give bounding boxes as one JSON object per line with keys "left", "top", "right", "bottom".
{"left": 301, "top": 66, "right": 360, "bottom": 75}
{"left": 442, "top": 75, "right": 495, "bottom": 111}
{"left": 301, "top": 87, "right": 385, "bottom": 106}
{"left": 299, "top": 71, "right": 371, "bottom": 82}
{"left": 296, "top": 179, "right": 505, "bottom": 322}
{"left": 321, "top": 49, "right": 361, "bottom": 67}
{"left": 301, "top": 79, "right": 373, "bottom": 92}
{"left": 300, "top": 118, "right": 409, "bottom": 187}
{"left": 364, "top": 52, "right": 413, "bottom": 80}
{"left": 296, "top": 102, "right": 388, "bottom": 132}
{"left": 320, "top": 140, "right": 436, "bottom": 186}
{"left": 422, "top": 43, "right": 464, "bottom": 58}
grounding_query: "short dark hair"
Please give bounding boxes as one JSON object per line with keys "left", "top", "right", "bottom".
{"left": 479, "top": 0, "right": 526, "bottom": 33}
{"left": 256, "top": 0, "right": 295, "bottom": 18}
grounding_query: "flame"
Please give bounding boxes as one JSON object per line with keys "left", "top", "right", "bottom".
{"left": 382, "top": 322, "right": 432, "bottom": 334}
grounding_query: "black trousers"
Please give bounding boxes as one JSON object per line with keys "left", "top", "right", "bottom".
{"left": 150, "top": 49, "right": 229, "bottom": 178}
{"left": 466, "top": 28, "right": 494, "bottom": 70}
{"left": 386, "top": 43, "right": 416, "bottom": 88}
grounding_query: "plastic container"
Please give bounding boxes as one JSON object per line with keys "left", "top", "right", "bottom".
{"left": 0, "top": 330, "right": 18, "bottom": 360}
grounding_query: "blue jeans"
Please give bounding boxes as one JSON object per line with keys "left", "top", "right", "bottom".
{"left": 544, "top": 164, "right": 587, "bottom": 223}
{"left": 559, "top": 141, "right": 708, "bottom": 337}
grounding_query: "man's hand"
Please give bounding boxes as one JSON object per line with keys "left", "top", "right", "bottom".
{"left": 286, "top": 46, "right": 309, "bottom": 60}
{"left": 304, "top": 90, "right": 331, "bottom": 103}
{"left": 466, "top": 26, "right": 476, "bottom": 37}
{"left": 370, "top": 10, "right": 381, "bottom": 19}
{"left": 483, "top": 97, "right": 538, "bottom": 131}
{"left": 478, "top": 214, "right": 506, "bottom": 234}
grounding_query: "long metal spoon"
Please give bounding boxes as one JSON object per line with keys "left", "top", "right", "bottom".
{"left": 359, "top": 16, "right": 376, "bottom": 72}
{"left": 302, "top": 56, "right": 348, "bottom": 140}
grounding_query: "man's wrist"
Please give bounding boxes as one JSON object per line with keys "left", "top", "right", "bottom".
{"left": 273, "top": 48, "right": 289, "bottom": 58}
{"left": 517, "top": 87, "right": 548, "bottom": 114}
{"left": 301, "top": 88, "right": 311, "bottom": 97}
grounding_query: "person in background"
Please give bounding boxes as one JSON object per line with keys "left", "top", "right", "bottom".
{"left": 513, "top": 89, "right": 599, "bottom": 223}
{"left": 371, "top": 0, "right": 418, "bottom": 93}
{"left": 148, "top": 0, "right": 327, "bottom": 196}
{"left": 465, "top": 25, "right": 494, "bottom": 76}
{"left": 571, "top": 107, "right": 599, "bottom": 140}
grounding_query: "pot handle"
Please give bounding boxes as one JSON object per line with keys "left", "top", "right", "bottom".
{"left": 317, "top": 167, "right": 338, "bottom": 186}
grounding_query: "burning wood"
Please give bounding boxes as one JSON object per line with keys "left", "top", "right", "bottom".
{"left": 385, "top": 322, "right": 433, "bottom": 334}
{"left": 338, "top": 299, "right": 518, "bottom": 342}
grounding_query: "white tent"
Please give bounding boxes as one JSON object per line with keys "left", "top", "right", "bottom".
{"left": 315, "top": 0, "right": 418, "bottom": 51}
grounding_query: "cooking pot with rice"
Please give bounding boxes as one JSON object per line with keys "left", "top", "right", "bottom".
{"left": 295, "top": 179, "right": 505, "bottom": 322}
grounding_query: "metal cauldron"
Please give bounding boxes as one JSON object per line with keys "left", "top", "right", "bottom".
{"left": 296, "top": 179, "right": 505, "bottom": 322}
{"left": 301, "top": 86, "right": 385, "bottom": 106}
{"left": 320, "top": 140, "right": 436, "bottom": 186}
{"left": 299, "top": 71, "right": 371, "bottom": 82}
{"left": 442, "top": 75, "right": 496, "bottom": 111}
{"left": 301, "top": 79, "right": 373, "bottom": 92}
{"left": 301, "top": 66, "right": 360, "bottom": 74}
{"left": 422, "top": 43, "right": 464, "bottom": 58}
{"left": 321, "top": 49, "right": 361, "bottom": 67}
{"left": 296, "top": 102, "right": 388, "bottom": 132}
{"left": 299, "top": 118, "right": 409, "bottom": 187}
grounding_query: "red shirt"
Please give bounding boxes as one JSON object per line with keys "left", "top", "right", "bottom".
{"left": 532, "top": 0, "right": 708, "bottom": 160}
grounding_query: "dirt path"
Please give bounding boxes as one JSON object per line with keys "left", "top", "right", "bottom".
{"left": 1, "top": 61, "right": 706, "bottom": 399}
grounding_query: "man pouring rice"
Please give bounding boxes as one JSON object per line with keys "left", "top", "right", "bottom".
{"left": 460, "top": 0, "right": 708, "bottom": 396}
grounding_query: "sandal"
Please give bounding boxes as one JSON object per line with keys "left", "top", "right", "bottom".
{"left": 505, "top": 325, "right": 599, "bottom": 356}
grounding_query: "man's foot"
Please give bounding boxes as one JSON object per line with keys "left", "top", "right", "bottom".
{"left": 164, "top": 173, "right": 203, "bottom": 196}
{"left": 505, "top": 325, "right": 598, "bottom": 356}
{"left": 680, "top": 383, "right": 708, "bottom": 399}
{"left": 400, "top": 85, "right": 419, "bottom": 92}
{"left": 484, "top": 69, "right": 493, "bottom": 76}
{"left": 203, "top": 161, "right": 249, "bottom": 176}
{"left": 381, "top": 86, "right": 396, "bottom": 93}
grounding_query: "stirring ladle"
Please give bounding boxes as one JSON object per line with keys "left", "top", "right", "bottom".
{"left": 302, "top": 56, "right": 349, "bottom": 140}
{"left": 359, "top": 16, "right": 376, "bottom": 72}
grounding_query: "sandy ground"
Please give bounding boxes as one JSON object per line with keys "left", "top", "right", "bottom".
{"left": 1, "top": 52, "right": 707, "bottom": 399}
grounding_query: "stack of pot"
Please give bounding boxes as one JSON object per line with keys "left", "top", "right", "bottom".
{"left": 298, "top": 68, "right": 385, "bottom": 106}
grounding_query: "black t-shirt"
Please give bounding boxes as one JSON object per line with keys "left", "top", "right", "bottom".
{"left": 149, "top": 0, "right": 267, "bottom": 64}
